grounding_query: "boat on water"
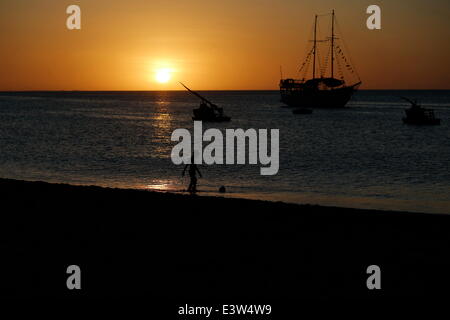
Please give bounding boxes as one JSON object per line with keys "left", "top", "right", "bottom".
{"left": 401, "top": 97, "right": 441, "bottom": 125}
{"left": 280, "top": 10, "right": 361, "bottom": 108}
{"left": 180, "top": 82, "right": 231, "bottom": 122}
{"left": 292, "top": 107, "right": 313, "bottom": 115}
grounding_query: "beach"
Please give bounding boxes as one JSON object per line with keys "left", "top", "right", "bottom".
{"left": 1, "top": 177, "right": 449, "bottom": 299}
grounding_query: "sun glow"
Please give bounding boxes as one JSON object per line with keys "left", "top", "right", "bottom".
{"left": 155, "top": 68, "right": 172, "bottom": 83}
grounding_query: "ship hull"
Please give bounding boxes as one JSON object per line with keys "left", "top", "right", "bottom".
{"left": 280, "top": 84, "right": 359, "bottom": 108}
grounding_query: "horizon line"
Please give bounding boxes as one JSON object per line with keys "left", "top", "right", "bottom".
{"left": 1, "top": 89, "right": 450, "bottom": 93}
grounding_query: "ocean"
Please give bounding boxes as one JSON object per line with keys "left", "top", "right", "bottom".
{"left": 0, "top": 90, "right": 449, "bottom": 214}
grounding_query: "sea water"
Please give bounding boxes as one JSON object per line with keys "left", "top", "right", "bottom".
{"left": 0, "top": 90, "right": 449, "bottom": 214}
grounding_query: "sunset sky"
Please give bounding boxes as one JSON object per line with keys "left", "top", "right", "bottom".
{"left": 1, "top": 0, "right": 449, "bottom": 90}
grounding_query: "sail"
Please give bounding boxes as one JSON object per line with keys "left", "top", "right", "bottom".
{"left": 295, "top": 11, "right": 361, "bottom": 87}
{"left": 279, "top": 10, "right": 361, "bottom": 108}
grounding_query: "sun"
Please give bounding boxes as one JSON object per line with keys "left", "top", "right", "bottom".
{"left": 155, "top": 68, "right": 172, "bottom": 83}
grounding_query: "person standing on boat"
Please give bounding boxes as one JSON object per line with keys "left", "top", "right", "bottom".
{"left": 182, "top": 156, "right": 202, "bottom": 194}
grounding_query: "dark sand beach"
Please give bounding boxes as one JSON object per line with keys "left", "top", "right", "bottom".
{"left": 1, "top": 178, "right": 449, "bottom": 300}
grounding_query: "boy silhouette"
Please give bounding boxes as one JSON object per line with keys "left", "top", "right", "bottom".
{"left": 182, "top": 155, "right": 202, "bottom": 194}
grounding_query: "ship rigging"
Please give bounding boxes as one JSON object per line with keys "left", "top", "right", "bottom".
{"left": 280, "top": 10, "right": 362, "bottom": 108}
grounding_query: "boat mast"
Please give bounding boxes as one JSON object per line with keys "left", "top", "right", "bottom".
{"left": 331, "top": 10, "right": 335, "bottom": 79}
{"left": 312, "top": 14, "right": 317, "bottom": 79}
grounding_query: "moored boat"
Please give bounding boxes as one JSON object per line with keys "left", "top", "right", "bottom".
{"left": 292, "top": 107, "right": 313, "bottom": 114}
{"left": 401, "top": 97, "right": 441, "bottom": 125}
{"left": 280, "top": 10, "right": 361, "bottom": 108}
{"left": 180, "top": 82, "right": 231, "bottom": 122}
{"left": 192, "top": 103, "right": 231, "bottom": 122}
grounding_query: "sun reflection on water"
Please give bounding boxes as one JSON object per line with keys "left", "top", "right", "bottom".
{"left": 150, "top": 99, "right": 174, "bottom": 158}
{"left": 145, "top": 179, "right": 179, "bottom": 192}
{"left": 146, "top": 183, "right": 169, "bottom": 191}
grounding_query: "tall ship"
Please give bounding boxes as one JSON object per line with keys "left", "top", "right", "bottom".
{"left": 280, "top": 10, "right": 362, "bottom": 108}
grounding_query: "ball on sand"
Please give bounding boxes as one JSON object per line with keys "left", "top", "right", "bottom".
{"left": 219, "top": 186, "right": 226, "bottom": 193}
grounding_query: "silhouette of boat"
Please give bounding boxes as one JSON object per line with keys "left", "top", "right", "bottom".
{"left": 280, "top": 10, "right": 361, "bottom": 108}
{"left": 401, "top": 97, "right": 441, "bottom": 125}
{"left": 180, "top": 82, "right": 231, "bottom": 122}
{"left": 292, "top": 107, "right": 313, "bottom": 114}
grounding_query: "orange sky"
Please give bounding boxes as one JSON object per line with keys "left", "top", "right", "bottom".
{"left": 1, "top": 0, "right": 449, "bottom": 90}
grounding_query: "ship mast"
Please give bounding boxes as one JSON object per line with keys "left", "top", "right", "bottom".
{"left": 312, "top": 14, "right": 317, "bottom": 79}
{"left": 331, "top": 10, "right": 335, "bottom": 79}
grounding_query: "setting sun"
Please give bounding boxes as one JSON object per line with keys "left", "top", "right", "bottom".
{"left": 155, "top": 69, "right": 172, "bottom": 84}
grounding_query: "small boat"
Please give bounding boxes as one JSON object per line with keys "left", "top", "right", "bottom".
{"left": 180, "top": 82, "right": 231, "bottom": 122}
{"left": 192, "top": 103, "right": 231, "bottom": 122}
{"left": 401, "top": 97, "right": 441, "bottom": 125}
{"left": 292, "top": 108, "right": 313, "bottom": 114}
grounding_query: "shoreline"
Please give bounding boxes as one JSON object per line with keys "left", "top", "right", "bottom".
{"left": 1, "top": 177, "right": 441, "bottom": 217}
{"left": 1, "top": 177, "right": 450, "bottom": 298}
{"left": 3, "top": 177, "right": 447, "bottom": 216}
